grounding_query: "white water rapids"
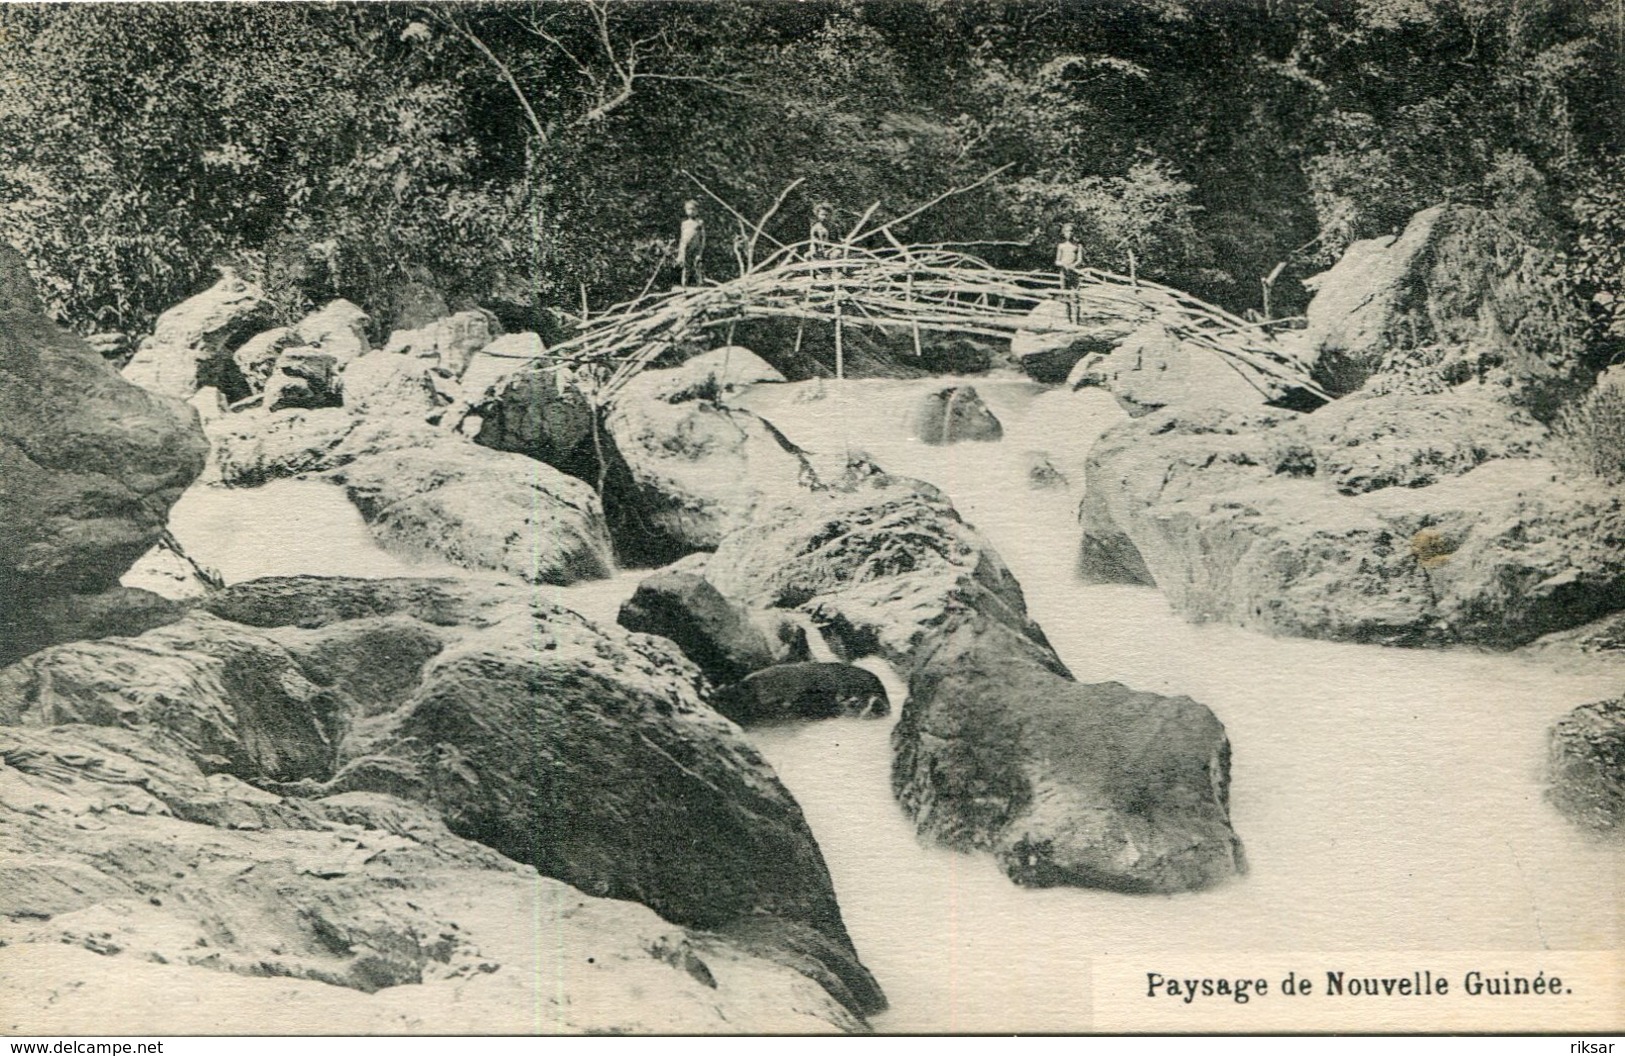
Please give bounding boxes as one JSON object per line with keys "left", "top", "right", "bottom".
{"left": 149, "top": 375, "right": 1620, "bottom": 1034}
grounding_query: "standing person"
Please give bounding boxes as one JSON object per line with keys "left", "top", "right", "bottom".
{"left": 1054, "top": 221, "right": 1082, "bottom": 323}
{"left": 678, "top": 199, "right": 706, "bottom": 287}
{"left": 809, "top": 202, "right": 834, "bottom": 259}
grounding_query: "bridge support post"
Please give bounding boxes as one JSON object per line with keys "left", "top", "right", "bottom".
{"left": 834, "top": 301, "right": 845, "bottom": 381}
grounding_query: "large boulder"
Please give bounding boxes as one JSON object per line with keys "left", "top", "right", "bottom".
{"left": 327, "top": 429, "right": 614, "bottom": 586}
{"left": 464, "top": 361, "right": 598, "bottom": 481}
{"left": 1301, "top": 205, "right": 1590, "bottom": 417}
{"left": 713, "top": 662, "right": 889, "bottom": 725}
{"left": 341, "top": 350, "right": 446, "bottom": 420}
{"left": 1068, "top": 322, "right": 1275, "bottom": 416}
{"left": 0, "top": 724, "right": 865, "bottom": 1034}
{"left": 122, "top": 271, "right": 274, "bottom": 401}
{"left": 292, "top": 299, "right": 371, "bottom": 366}
{"left": 232, "top": 326, "right": 300, "bottom": 395}
{"left": 382, "top": 310, "right": 496, "bottom": 378}
{"left": 264, "top": 347, "right": 343, "bottom": 413}
{"left": 1078, "top": 402, "right": 1625, "bottom": 646}
{"left": 1010, "top": 299, "right": 1131, "bottom": 383}
{"left": 617, "top": 570, "right": 782, "bottom": 686}
{"left": 0, "top": 246, "right": 208, "bottom": 662}
{"left": 603, "top": 365, "right": 818, "bottom": 566}
{"left": 914, "top": 385, "right": 1004, "bottom": 444}
{"left": 895, "top": 614, "right": 1245, "bottom": 893}
{"left": 704, "top": 468, "right": 1040, "bottom": 670}
{"left": 1547, "top": 698, "right": 1625, "bottom": 833}
{"left": 1, "top": 575, "right": 884, "bottom": 1021}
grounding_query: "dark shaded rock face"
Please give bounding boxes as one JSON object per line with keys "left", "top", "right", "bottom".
{"left": 265, "top": 347, "right": 343, "bottom": 412}
{"left": 1078, "top": 401, "right": 1625, "bottom": 647}
{"left": 617, "top": 570, "right": 780, "bottom": 686}
{"left": 0, "top": 575, "right": 883, "bottom": 1020}
{"left": 914, "top": 385, "right": 1004, "bottom": 445}
{"left": 1302, "top": 205, "right": 1589, "bottom": 419}
{"left": 714, "top": 663, "right": 890, "bottom": 725}
{"left": 0, "top": 246, "right": 208, "bottom": 662}
{"left": 1547, "top": 698, "right": 1625, "bottom": 832}
{"left": 895, "top": 615, "right": 1244, "bottom": 894}
{"left": 465, "top": 362, "right": 598, "bottom": 481}
{"left": 731, "top": 318, "right": 1003, "bottom": 380}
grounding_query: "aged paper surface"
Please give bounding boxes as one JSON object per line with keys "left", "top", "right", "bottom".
{"left": 0, "top": 0, "right": 1619, "bottom": 1038}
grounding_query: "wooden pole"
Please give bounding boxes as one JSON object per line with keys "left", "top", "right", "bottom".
{"left": 834, "top": 301, "right": 845, "bottom": 381}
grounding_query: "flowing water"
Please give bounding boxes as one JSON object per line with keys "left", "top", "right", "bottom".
{"left": 735, "top": 377, "right": 1622, "bottom": 1032}
{"left": 146, "top": 382, "right": 1621, "bottom": 1033}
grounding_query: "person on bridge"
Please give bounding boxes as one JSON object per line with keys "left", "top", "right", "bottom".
{"left": 809, "top": 203, "right": 834, "bottom": 258}
{"left": 1054, "top": 221, "right": 1082, "bottom": 323}
{"left": 678, "top": 199, "right": 707, "bottom": 287}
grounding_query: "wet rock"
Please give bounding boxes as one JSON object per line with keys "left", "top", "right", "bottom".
{"left": 603, "top": 365, "right": 818, "bottom": 565}
{"left": 1302, "top": 205, "right": 1589, "bottom": 417}
{"left": 713, "top": 663, "right": 889, "bottom": 725}
{"left": 894, "top": 614, "right": 1245, "bottom": 894}
{"left": 1547, "top": 698, "right": 1625, "bottom": 832}
{"left": 292, "top": 299, "right": 371, "bottom": 366}
{"left": 1078, "top": 404, "right": 1625, "bottom": 646}
{"left": 617, "top": 570, "right": 780, "bottom": 686}
{"left": 232, "top": 327, "right": 299, "bottom": 394}
{"left": 0, "top": 245, "right": 208, "bottom": 661}
{"left": 704, "top": 469, "right": 1042, "bottom": 670}
{"left": 1024, "top": 452, "right": 1068, "bottom": 490}
{"left": 327, "top": 433, "right": 614, "bottom": 586}
{"left": 1068, "top": 322, "right": 1275, "bottom": 416}
{"left": 264, "top": 347, "right": 342, "bottom": 413}
{"left": 914, "top": 385, "right": 1003, "bottom": 445}
{"left": 122, "top": 271, "right": 274, "bottom": 401}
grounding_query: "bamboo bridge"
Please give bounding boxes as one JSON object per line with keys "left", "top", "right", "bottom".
{"left": 542, "top": 239, "right": 1328, "bottom": 408}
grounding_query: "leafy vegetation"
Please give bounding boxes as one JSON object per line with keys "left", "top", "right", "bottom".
{"left": 0, "top": 0, "right": 1620, "bottom": 351}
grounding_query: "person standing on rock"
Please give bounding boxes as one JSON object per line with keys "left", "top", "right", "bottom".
{"left": 1055, "top": 221, "right": 1082, "bottom": 323}
{"left": 678, "top": 199, "right": 707, "bottom": 287}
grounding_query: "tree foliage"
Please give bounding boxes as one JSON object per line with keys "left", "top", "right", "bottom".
{"left": 0, "top": 0, "right": 1618, "bottom": 345}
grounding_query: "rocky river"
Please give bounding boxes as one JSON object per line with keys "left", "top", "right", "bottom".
{"left": 1, "top": 202, "right": 1621, "bottom": 1034}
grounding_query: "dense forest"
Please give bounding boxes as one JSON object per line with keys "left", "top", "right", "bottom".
{"left": 1, "top": 0, "right": 1621, "bottom": 358}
